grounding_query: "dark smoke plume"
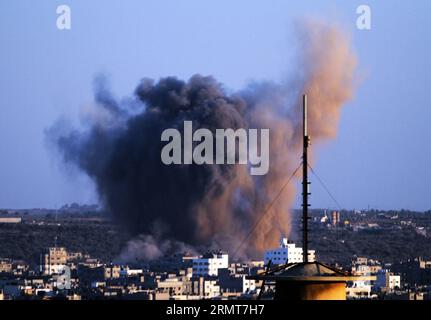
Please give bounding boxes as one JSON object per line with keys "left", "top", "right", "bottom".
{"left": 49, "top": 19, "right": 357, "bottom": 261}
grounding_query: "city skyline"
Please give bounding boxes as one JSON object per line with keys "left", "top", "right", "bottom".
{"left": 3, "top": 0, "right": 431, "bottom": 309}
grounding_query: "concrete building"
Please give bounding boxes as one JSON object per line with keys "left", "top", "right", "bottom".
{"left": 0, "top": 217, "right": 21, "bottom": 224}
{"left": 218, "top": 267, "right": 262, "bottom": 294}
{"left": 0, "top": 259, "right": 13, "bottom": 273}
{"left": 104, "top": 265, "right": 122, "bottom": 279}
{"left": 346, "top": 279, "right": 373, "bottom": 299}
{"left": 352, "top": 264, "right": 382, "bottom": 276}
{"left": 374, "top": 270, "right": 401, "bottom": 291}
{"left": 354, "top": 257, "right": 368, "bottom": 266}
{"left": 348, "top": 261, "right": 377, "bottom": 299}
{"left": 156, "top": 277, "right": 186, "bottom": 297}
{"left": 331, "top": 211, "right": 341, "bottom": 227}
{"left": 191, "top": 276, "right": 220, "bottom": 298}
{"left": 264, "top": 238, "right": 315, "bottom": 265}
{"left": 192, "top": 251, "right": 228, "bottom": 276}
{"left": 40, "top": 247, "right": 68, "bottom": 275}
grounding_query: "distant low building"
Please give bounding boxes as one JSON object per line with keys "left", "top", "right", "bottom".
{"left": 156, "top": 277, "right": 187, "bottom": 297}
{"left": 353, "top": 257, "right": 368, "bottom": 266}
{"left": 191, "top": 276, "right": 220, "bottom": 298}
{"left": 353, "top": 264, "right": 382, "bottom": 276}
{"left": 351, "top": 256, "right": 382, "bottom": 276}
{"left": 0, "top": 259, "right": 13, "bottom": 273}
{"left": 346, "top": 280, "right": 373, "bottom": 299}
{"left": 40, "top": 247, "right": 68, "bottom": 275}
{"left": 218, "top": 267, "right": 262, "bottom": 294}
{"left": 348, "top": 258, "right": 378, "bottom": 299}
{"left": 104, "top": 265, "right": 122, "bottom": 279}
{"left": 374, "top": 270, "right": 401, "bottom": 291}
{"left": 0, "top": 217, "right": 21, "bottom": 224}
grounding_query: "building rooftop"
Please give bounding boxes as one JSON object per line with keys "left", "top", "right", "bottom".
{"left": 248, "top": 262, "right": 376, "bottom": 282}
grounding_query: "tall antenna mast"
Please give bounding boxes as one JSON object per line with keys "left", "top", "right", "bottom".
{"left": 302, "top": 94, "right": 310, "bottom": 263}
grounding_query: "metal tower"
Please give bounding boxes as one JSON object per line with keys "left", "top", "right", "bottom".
{"left": 302, "top": 94, "right": 310, "bottom": 263}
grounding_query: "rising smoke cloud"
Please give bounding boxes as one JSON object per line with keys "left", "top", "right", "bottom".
{"left": 49, "top": 19, "right": 357, "bottom": 261}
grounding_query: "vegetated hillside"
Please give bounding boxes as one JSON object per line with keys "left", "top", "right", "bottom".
{"left": 292, "top": 209, "right": 431, "bottom": 266}
{"left": 0, "top": 210, "right": 430, "bottom": 266}
{"left": 0, "top": 216, "right": 129, "bottom": 265}
{"left": 309, "top": 226, "right": 431, "bottom": 266}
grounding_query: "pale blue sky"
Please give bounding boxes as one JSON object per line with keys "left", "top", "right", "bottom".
{"left": 0, "top": 0, "right": 430, "bottom": 211}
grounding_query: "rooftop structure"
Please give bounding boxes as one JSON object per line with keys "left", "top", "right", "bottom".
{"left": 248, "top": 94, "right": 376, "bottom": 300}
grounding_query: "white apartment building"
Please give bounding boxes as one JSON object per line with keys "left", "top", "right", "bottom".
{"left": 192, "top": 252, "right": 228, "bottom": 276}
{"left": 264, "top": 238, "right": 315, "bottom": 265}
